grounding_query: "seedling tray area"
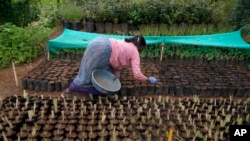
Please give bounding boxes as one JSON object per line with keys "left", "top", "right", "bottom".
{"left": 0, "top": 94, "right": 249, "bottom": 140}
{"left": 21, "top": 58, "right": 250, "bottom": 97}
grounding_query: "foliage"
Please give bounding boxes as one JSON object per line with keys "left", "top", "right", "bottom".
{"left": 139, "top": 23, "right": 250, "bottom": 61}
{"left": 0, "top": 0, "right": 12, "bottom": 25}
{"left": 39, "top": 2, "right": 60, "bottom": 28}
{"left": 0, "top": 23, "right": 51, "bottom": 68}
{"left": 59, "top": 3, "right": 83, "bottom": 22}
{"left": 94, "top": 1, "right": 114, "bottom": 22}
{"left": 62, "top": 0, "right": 231, "bottom": 26}
{"left": 0, "top": 0, "right": 42, "bottom": 27}
{"left": 231, "top": 0, "right": 250, "bottom": 30}
{"left": 82, "top": 1, "right": 97, "bottom": 21}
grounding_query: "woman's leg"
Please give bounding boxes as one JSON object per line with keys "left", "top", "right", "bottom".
{"left": 62, "top": 36, "right": 112, "bottom": 97}
{"left": 73, "top": 37, "right": 112, "bottom": 86}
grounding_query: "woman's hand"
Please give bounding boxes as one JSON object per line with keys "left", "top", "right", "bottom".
{"left": 113, "top": 74, "right": 120, "bottom": 80}
{"left": 148, "top": 76, "right": 157, "bottom": 85}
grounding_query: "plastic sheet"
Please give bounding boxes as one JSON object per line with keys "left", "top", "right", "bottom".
{"left": 47, "top": 28, "right": 250, "bottom": 55}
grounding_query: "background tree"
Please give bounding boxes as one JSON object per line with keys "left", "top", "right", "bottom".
{"left": 0, "top": 0, "right": 12, "bottom": 25}
{"left": 0, "top": 0, "right": 41, "bottom": 27}
{"left": 231, "top": 0, "right": 250, "bottom": 30}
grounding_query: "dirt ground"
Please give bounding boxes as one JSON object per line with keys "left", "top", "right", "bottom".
{"left": 1, "top": 27, "right": 249, "bottom": 100}
{"left": 0, "top": 27, "right": 64, "bottom": 100}
{"left": 0, "top": 56, "right": 60, "bottom": 99}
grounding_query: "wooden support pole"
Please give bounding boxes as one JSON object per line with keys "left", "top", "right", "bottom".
{"left": 159, "top": 43, "right": 165, "bottom": 65}
{"left": 12, "top": 61, "right": 18, "bottom": 86}
{"left": 167, "top": 127, "right": 173, "bottom": 141}
{"left": 47, "top": 51, "right": 50, "bottom": 61}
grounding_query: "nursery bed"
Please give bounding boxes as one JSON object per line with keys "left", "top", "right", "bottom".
{"left": 0, "top": 94, "right": 249, "bottom": 140}
{"left": 21, "top": 57, "right": 250, "bottom": 97}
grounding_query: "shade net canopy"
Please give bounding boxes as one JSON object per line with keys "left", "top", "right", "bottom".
{"left": 47, "top": 28, "right": 250, "bottom": 55}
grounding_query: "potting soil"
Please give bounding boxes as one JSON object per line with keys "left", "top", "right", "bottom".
{"left": 0, "top": 94, "right": 249, "bottom": 140}
{"left": 21, "top": 57, "right": 250, "bottom": 97}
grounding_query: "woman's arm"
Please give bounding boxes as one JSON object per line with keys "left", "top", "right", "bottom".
{"left": 130, "top": 52, "right": 148, "bottom": 82}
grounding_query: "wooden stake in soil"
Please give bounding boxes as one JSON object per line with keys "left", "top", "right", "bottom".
{"left": 168, "top": 127, "right": 173, "bottom": 141}
{"left": 12, "top": 61, "right": 18, "bottom": 86}
{"left": 159, "top": 43, "right": 165, "bottom": 65}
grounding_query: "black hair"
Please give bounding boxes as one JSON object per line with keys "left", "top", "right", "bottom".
{"left": 124, "top": 35, "right": 146, "bottom": 48}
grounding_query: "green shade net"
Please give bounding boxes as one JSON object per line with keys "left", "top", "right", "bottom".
{"left": 47, "top": 28, "right": 250, "bottom": 55}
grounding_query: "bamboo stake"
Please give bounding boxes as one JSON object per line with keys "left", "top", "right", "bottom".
{"left": 47, "top": 51, "right": 50, "bottom": 61}
{"left": 167, "top": 127, "right": 173, "bottom": 141}
{"left": 12, "top": 61, "right": 18, "bottom": 86}
{"left": 159, "top": 43, "right": 165, "bottom": 65}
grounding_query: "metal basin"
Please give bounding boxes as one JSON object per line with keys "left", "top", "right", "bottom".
{"left": 91, "top": 69, "right": 121, "bottom": 94}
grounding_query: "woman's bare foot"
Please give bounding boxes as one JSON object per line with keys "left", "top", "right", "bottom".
{"left": 61, "top": 88, "right": 72, "bottom": 98}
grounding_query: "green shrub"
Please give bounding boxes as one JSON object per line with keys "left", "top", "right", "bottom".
{"left": 231, "top": 0, "right": 250, "bottom": 30}
{"left": 0, "top": 0, "right": 41, "bottom": 27}
{"left": 0, "top": 23, "right": 50, "bottom": 68}
{"left": 59, "top": 3, "right": 83, "bottom": 22}
{"left": 40, "top": 2, "right": 60, "bottom": 28}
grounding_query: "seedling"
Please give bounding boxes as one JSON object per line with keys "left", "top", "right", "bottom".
{"left": 63, "top": 99, "right": 68, "bottom": 111}
{"left": 157, "top": 95, "right": 162, "bottom": 103}
{"left": 246, "top": 114, "right": 250, "bottom": 122}
{"left": 154, "top": 102, "right": 158, "bottom": 110}
{"left": 181, "top": 105, "right": 185, "bottom": 111}
{"left": 111, "top": 127, "right": 118, "bottom": 141}
{"left": 171, "top": 105, "right": 175, "bottom": 111}
{"left": 61, "top": 111, "right": 65, "bottom": 121}
{"left": 101, "top": 113, "right": 106, "bottom": 123}
{"left": 25, "top": 99, "right": 29, "bottom": 109}
{"left": 14, "top": 94, "right": 19, "bottom": 109}
{"left": 40, "top": 109, "right": 45, "bottom": 119}
{"left": 197, "top": 113, "right": 201, "bottom": 121}
{"left": 69, "top": 125, "right": 73, "bottom": 136}
{"left": 237, "top": 117, "right": 243, "bottom": 125}
{"left": 165, "top": 96, "right": 169, "bottom": 103}
{"left": 236, "top": 99, "right": 242, "bottom": 104}
{"left": 33, "top": 102, "right": 37, "bottom": 114}
{"left": 193, "top": 95, "right": 199, "bottom": 103}
{"left": 119, "top": 109, "right": 124, "bottom": 117}
{"left": 72, "top": 100, "right": 76, "bottom": 113}
{"left": 220, "top": 120, "right": 226, "bottom": 127}
{"left": 209, "top": 120, "right": 215, "bottom": 129}
{"left": 23, "top": 90, "right": 28, "bottom": 99}
{"left": 2, "top": 116, "right": 13, "bottom": 128}
{"left": 53, "top": 98, "right": 58, "bottom": 112}
{"left": 226, "top": 104, "right": 231, "bottom": 112}
{"left": 216, "top": 116, "right": 221, "bottom": 122}
{"left": 130, "top": 117, "right": 136, "bottom": 124}
{"left": 162, "top": 102, "right": 166, "bottom": 109}
{"left": 127, "top": 101, "right": 131, "bottom": 109}
{"left": 91, "top": 111, "right": 95, "bottom": 119}
{"left": 155, "top": 109, "right": 161, "bottom": 119}
{"left": 80, "top": 110, "right": 84, "bottom": 119}
{"left": 50, "top": 110, "right": 55, "bottom": 119}
{"left": 28, "top": 110, "right": 34, "bottom": 121}
{"left": 121, "top": 126, "right": 127, "bottom": 134}
{"left": 89, "top": 94, "right": 93, "bottom": 101}
{"left": 111, "top": 108, "right": 116, "bottom": 119}
{"left": 101, "top": 129, "right": 106, "bottom": 138}
{"left": 194, "top": 106, "right": 197, "bottom": 113}
{"left": 141, "top": 116, "right": 146, "bottom": 124}
{"left": 225, "top": 115, "right": 232, "bottom": 123}
{"left": 31, "top": 127, "right": 37, "bottom": 137}
{"left": 244, "top": 105, "right": 247, "bottom": 113}
{"left": 232, "top": 108, "right": 235, "bottom": 115}
{"left": 205, "top": 113, "right": 211, "bottom": 121}
{"left": 2, "top": 131, "right": 8, "bottom": 141}
{"left": 8, "top": 111, "right": 13, "bottom": 119}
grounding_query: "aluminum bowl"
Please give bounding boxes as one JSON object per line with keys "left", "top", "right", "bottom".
{"left": 91, "top": 69, "right": 121, "bottom": 94}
